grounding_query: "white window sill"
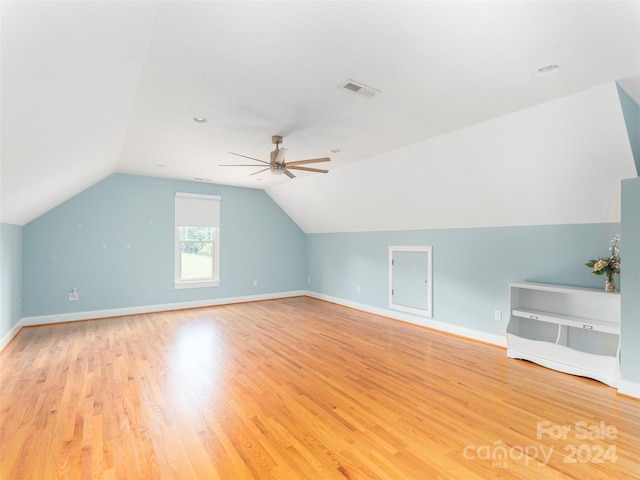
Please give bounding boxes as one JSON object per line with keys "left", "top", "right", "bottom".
{"left": 174, "top": 280, "right": 220, "bottom": 290}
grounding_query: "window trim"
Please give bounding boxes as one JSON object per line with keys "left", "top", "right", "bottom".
{"left": 174, "top": 193, "right": 221, "bottom": 289}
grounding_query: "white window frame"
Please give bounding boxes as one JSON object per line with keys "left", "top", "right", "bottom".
{"left": 175, "top": 193, "right": 220, "bottom": 289}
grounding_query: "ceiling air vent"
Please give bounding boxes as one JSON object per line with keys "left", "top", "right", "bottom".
{"left": 339, "top": 79, "right": 380, "bottom": 98}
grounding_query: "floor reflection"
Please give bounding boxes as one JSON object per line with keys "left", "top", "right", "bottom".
{"left": 167, "top": 319, "right": 226, "bottom": 415}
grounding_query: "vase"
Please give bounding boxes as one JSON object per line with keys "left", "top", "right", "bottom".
{"left": 605, "top": 276, "right": 616, "bottom": 292}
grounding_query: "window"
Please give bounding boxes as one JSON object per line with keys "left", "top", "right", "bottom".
{"left": 175, "top": 193, "right": 220, "bottom": 288}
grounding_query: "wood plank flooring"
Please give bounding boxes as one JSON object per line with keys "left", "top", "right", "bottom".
{"left": 1, "top": 297, "right": 638, "bottom": 479}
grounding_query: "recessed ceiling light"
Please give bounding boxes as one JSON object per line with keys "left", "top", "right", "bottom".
{"left": 193, "top": 117, "right": 208, "bottom": 123}
{"left": 331, "top": 149, "right": 341, "bottom": 154}
{"left": 532, "top": 64, "right": 561, "bottom": 78}
{"left": 155, "top": 163, "right": 165, "bottom": 168}
{"left": 193, "top": 177, "right": 211, "bottom": 182}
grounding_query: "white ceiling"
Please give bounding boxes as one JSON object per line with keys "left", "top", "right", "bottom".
{"left": 1, "top": 1, "right": 639, "bottom": 226}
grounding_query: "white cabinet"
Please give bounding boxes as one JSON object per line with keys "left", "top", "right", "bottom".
{"left": 506, "top": 282, "right": 620, "bottom": 387}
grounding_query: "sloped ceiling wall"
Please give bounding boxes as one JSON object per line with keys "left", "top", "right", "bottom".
{"left": 0, "top": 2, "right": 157, "bottom": 225}
{"left": 617, "top": 81, "right": 640, "bottom": 175}
{"left": 267, "top": 82, "right": 637, "bottom": 233}
{"left": 2, "top": 2, "right": 638, "bottom": 231}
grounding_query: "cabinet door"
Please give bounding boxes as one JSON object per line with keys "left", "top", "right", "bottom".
{"left": 389, "top": 246, "right": 432, "bottom": 317}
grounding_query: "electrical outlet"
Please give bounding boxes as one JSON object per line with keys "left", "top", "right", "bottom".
{"left": 307, "top": 277, "right": 311, "bottom": 284}
{"left": 494, "top": 309, "right": 502, "bottom": 321}
{"left": 253, "top": 280, "right": 258, "bottom": 287}
{"left": 356, "top": 285, "right": 361, "bottom": 294}
{"left": 69, "top": 288, "right": 78, "bottom": 301}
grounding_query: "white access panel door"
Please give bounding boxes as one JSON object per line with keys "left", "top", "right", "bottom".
{"left": 389, "top": 246, "right": 432, "bottom": 317}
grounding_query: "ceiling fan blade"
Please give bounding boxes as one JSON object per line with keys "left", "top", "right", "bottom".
{"left": 249, "top": 167, "right": 271, "bottom": 176}
{"left": 219, "top": 164, "right": 273, "bottom": 167}
{"left": 285, "top": 157, "right": 331, "bottom": 166}
{"left": 283, "top": 168, "right": 296, "bottom": 179}
{"left": 286, "top": 165, "right": 329, "bottom": 174}
{"left": 228, "top": 152, "right": 270, "bottom": 164}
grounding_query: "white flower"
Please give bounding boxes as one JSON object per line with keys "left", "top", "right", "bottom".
{"left": 593, "top": 259, "right": 607, "bottom": 272}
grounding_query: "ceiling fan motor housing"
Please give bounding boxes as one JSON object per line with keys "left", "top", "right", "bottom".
{"left": 270, "top": 163, "right": 285, "bottom": 175}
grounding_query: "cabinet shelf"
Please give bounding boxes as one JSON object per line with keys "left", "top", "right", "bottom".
{"left": 507, "top": 282, "right": 620, "bottom": 387}
{"left": 511, "top": 308, "right": 619, "bottom": 334}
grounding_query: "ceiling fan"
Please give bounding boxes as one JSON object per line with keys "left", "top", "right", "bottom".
{"left": 220, "top": 135, "right": 330, "bottom": 179}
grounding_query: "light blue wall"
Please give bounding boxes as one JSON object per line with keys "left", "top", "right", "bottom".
{"left": 307, "top": 223, "right": 621, "bottom": 335}
{"left": 621, "top": 177, "right": 640, "bottom": 384}
{"left": 12, "top": 172, "right": 640, "bottom": 388}
{"left": 617, "top": 83, "right": 640, "bottom": 175}
{"left": 15, "top": 170, "right": 640, "bottom": 389}
{"left": 22, "top": 174, "right": 306, "bottom": 316}
{"left": 0, "top": 223, "right": 23, "bottom": 340}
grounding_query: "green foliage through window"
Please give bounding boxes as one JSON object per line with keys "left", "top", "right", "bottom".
{"left": 178, "top": 227, "right": 215, "bottom": 280}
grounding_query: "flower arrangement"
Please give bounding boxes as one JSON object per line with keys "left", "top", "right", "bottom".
{"left": 585, "top": 235, "right": 620, "bottom": 291}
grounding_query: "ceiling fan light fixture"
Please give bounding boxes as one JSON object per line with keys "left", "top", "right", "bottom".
{"left": 275, "top": 147, "right": 288, "bottom": 164}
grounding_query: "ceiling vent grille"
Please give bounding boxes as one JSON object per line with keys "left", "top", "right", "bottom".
{"left": 339, "top": 79, "right": 380, "bottom": 98}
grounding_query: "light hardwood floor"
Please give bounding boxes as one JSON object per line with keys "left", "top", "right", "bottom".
{"left": 1, "top": 297, "right": 638, "bottom": 479}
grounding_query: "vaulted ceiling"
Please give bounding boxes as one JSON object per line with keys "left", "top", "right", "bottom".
{"left": 2, "top": 1, "right": 639, "bottom": 229}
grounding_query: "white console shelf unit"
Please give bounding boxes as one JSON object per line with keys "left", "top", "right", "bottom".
{"left": 506, "top": 282, "right": 620, "bottom": 387}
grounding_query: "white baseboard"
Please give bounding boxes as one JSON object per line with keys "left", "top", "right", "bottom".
{"left": 305, "top": 291, "right": 507, "bottom": 348}
{"left": 618, "top": 379, "right": 640, "bottom": 399}
{"left": 304, "top": 292, "right": 640, "bottom": 398}
{"left": 2, "top": 291, "right": 305, "bottom": 350}
{"left": 2, "top": 290, "right": 506, "bottom": 350}
{"left": 19, "top": 290, "right": 306, "bottom": 327}
{"left": 0, "top": 319, "right": 26, "bottom": 351}
{"left": 5, "top": 291, "right": 637, "bottom": 400}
